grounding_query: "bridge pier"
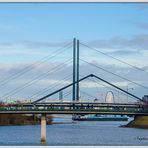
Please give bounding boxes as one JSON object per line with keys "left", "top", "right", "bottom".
{"left": 41, "top": 114, "right": 46, "bottom": 144}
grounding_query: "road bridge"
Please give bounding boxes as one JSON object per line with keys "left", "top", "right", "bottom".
{"left": 0, "top": 101, "right": 148, "bottom": 115}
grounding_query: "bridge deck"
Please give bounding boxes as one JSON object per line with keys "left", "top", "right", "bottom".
{"left": 0, "top": 102, "right": 147, "bottom": 115}
{"left": 0, "top": 109, "right": 148, "bottom": 115}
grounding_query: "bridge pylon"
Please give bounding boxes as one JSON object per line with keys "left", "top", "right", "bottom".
{"left": 73, "top": 38, "right": 80, "bottom": 102}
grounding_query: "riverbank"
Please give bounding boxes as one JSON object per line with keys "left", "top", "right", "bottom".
{"left": 121, "top": 116, "right": 148, "bottom": 128}
{"left": 0, "top": 114, "right": 52, "bottom": 125}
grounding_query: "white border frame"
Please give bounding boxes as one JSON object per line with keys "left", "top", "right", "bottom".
{"left": 0, "top": 1, "right": 147, "bottom": 148}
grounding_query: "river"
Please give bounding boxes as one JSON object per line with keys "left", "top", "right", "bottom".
{"left": 0, "top": 116, "right": 148, "bottom": 146}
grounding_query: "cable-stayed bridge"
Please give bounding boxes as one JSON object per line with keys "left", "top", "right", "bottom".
{"left": 0, "top": 38, "right": 148, "bottom": 143}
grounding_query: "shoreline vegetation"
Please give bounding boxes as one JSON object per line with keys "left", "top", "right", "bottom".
{"left": 0, "top": 114, "right": 148, "bottom": 128}
{"left": 0, "top": 114, "right": 52, "bottom": 126}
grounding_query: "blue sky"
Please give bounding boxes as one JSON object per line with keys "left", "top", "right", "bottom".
{"left": 0, "top": 3, "right": 147, "bottom": 41}
{"left": 0, "top": 3, "right": 148, "bottom": 63}
{"left": 0, "top": 3, "right": 148, "bottom": 102}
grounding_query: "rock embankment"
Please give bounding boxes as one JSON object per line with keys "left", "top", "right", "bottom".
{"left": 122, "top": 116, "right": 148, "bottom": 128}
{"left": 0, "top": 114, "right": 52, "bottom": 125}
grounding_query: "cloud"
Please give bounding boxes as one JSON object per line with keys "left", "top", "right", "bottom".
{"left": 0, "top": 40, "right": 70, "bottom": 49}
{"left": 0, "top": 24, "right": 20, "bottom": 33}
{"left": 136, "top": 3, "right": 148, "bottom": 11}
{"left": 134, "top": 22, "right": 148, "bottom": 30}
{"left": 80, "top": 61, "right": 148, "bottom": 83}
{"left": 128, "top": 34, "right": 148, "bottom": 50}
{"left": 0, "top": 35, "right": 147, "bottom": 101}
{"left": 0, "top": 40, "right": 72, "bottom": 64}
{"left": 108, "top": 50, "right": 138, "bottom": 56}
{"left": 0, "top": 50, "right": 148, "bottom": 101}
{"left": 85, "top": 34, "right": 148, "bottom": 54}
{"left": 17, "top": 40, "right": 71, "bottom": 49}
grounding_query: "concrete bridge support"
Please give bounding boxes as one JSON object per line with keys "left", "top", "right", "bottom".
{"left": 41, "top": 114, "right": 46, "bottom": 144}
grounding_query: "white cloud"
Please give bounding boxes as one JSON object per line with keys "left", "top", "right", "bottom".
{"left": 0, "top": 59, "right": 147, "bottom": 102}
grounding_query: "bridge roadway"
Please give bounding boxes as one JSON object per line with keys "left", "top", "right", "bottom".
{"left": 0, "top": 102, "right": 148, "bottom": 116}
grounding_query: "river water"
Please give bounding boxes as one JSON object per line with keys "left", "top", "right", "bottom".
{"left": 0, "top": 116, "right": 148, "bottom": 146}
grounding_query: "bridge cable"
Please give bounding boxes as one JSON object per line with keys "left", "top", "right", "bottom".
{"left": 32, "top": 74, "right": 143, "bottom": 104}
{"left": 0, "top": 42, "right": 72, "bottom": 88}
{"left": 80, "top": 59, "right": 148, "bottom": 91}
{"left": 90, "top": 77, "right": 136, "bottom": 102}
{"left": 32, "top": 74, "right": 93, "bottom": 104}
{"left": 80, "top": 90, "right": 97, "bottom": 100}
{"left": 27, "top": 74, "right": 72, "bottom": 100}
{"left": 63, "top": 90, "right": 72, "bottom": 98}
{"left": 2, "top": 59, "right": 72, "bottom": 100}
{"left": 80, "top": 42, "right": 148, "bottom": 75}
{"left": 80, "top": 74, "right": 128, "bottom": 102}
{"left": 79, "top": 74, "right": 101, "bottom": 100}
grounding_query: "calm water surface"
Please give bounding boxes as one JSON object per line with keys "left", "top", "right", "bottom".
{"left": 0, "top": 117, "right": 148, "bottom": 146}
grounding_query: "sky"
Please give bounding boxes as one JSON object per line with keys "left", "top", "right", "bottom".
{"left": 0, "top": 3, "right": 148, "bottom": 103}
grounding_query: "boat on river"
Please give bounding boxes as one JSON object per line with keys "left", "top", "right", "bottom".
{"left": 72, "top": 115, "right": 128, "bottom": 121}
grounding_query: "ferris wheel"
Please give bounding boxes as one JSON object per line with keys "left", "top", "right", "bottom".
{"left": 105, "top": 91, "right": 115, "bottom": 103}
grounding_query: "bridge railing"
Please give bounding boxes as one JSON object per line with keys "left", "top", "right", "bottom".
{"left": 0, "top": 102, "right": 148, "bottom": 114}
